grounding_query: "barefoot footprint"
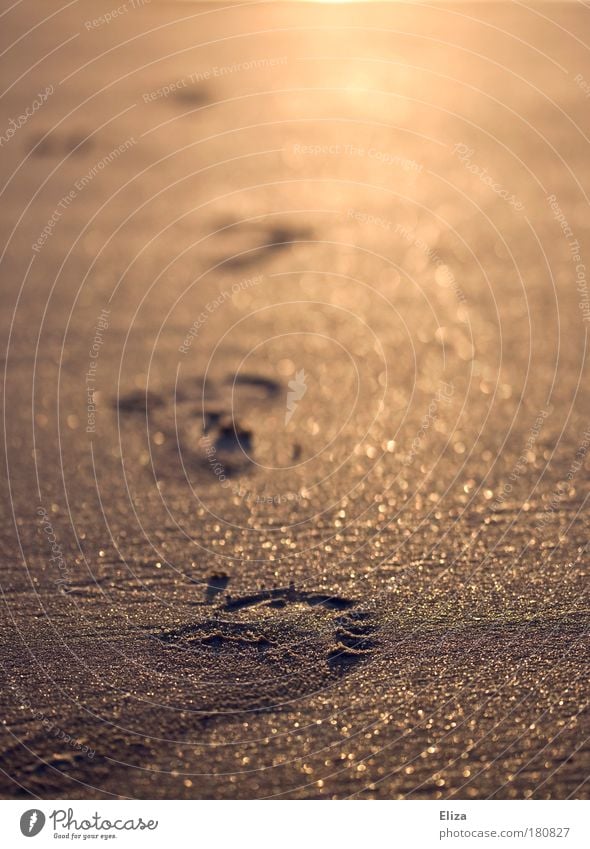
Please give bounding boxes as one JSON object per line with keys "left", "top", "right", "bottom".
{"left": 150, "top": 581, "right": 380, "bottom": 712}
{"left": 215, "top": 222, "right": 314, "bottom": 270}
{"left": 114, "top": 371, "right": 288, "bottom": 478}
{"left": 29, "top": 130, "right": 94, "bottom": 156}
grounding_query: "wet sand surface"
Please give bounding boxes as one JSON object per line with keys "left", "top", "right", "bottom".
{"left": 0, "top": 1, "right": 589, "bottom": 799}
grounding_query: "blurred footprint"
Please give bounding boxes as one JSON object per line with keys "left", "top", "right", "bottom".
{"left": 29, "top": 130, "right": 94, "bottom": 156}
{"left": 218, "top": 222, "right": 314, "bottom": 270}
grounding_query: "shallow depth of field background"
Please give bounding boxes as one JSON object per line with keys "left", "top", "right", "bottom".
{"left": 0, "top": 0, "right": 589, "bottom": 800}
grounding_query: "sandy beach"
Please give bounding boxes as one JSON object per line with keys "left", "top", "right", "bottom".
{"left": 0, "top": 0, "right": 589, "bottom": 799}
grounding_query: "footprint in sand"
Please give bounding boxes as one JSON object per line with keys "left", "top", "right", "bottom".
{"left": 114, "top": 371, "right": 292, "bottom": 479}
{"left": 213, "top": 221, "right": 314, "bottom": 270}
{"left": 226, "top": 373, "right": 281, "bottom": 400}
{"left": 149, "top": 580, "right": 380, "bottom": 712}
{"left": 29, "top": 130, "right": 94, "bottom": 156}
{"left": 172, "top": 85, "right": 209, "bottom": 107}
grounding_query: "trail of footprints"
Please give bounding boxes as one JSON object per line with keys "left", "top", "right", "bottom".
{"left": 116, "top": 376, "right": 380, "bottom": 703}
{"left": 113, "top": 215, "right": 315, "bottom": 474}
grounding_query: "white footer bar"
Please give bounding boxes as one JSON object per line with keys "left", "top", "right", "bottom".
{"left": 0, "top": 799, "right": 587, "bottom": 849}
